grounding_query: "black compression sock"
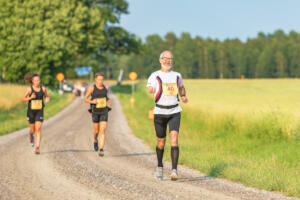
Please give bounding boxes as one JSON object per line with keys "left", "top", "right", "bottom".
{"left": 156, "top": 146, "right": 164, "bottom": 167}
{"left": 171, "top": 146, "right": 179, "bottom": 170}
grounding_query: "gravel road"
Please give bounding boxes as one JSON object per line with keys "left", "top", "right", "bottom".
{"left": 0, "top": 94, "right": 297, "bottom": 200}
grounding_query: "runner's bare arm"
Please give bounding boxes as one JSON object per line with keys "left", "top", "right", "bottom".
{"left": 179, "top": 86, "right": 186, "bottom": 97}
{"left": 42, "top": 86, "right": 50, "bottom": 103}
{"left": 105, "top": 85, "right": 110, "bottom": 99}
{"left": 105, "top": 85, "right": 112, "bottom": 106}
{"left": 84, "top": 86, "right": 97, "bottom": 104}
{"left": 22, "top": 87, "right": 35, "bottom": 102}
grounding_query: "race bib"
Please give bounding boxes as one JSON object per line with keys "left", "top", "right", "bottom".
{"left": 96, "top": 97, "right": 107, "bottom": 108}
{"left": 31, "top": 100, "right": 43, "bottom": 110}
{"left": 163, "top": 83, "right": 178, "bottom": 96}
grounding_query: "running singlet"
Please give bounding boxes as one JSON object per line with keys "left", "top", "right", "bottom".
{"left": 147, "top": 70, "right": 183, "bottom": 115}
{"left": 28, "top": 86, "right": 44, "bottom": 111}
{"left": 91, "top": 85, "right": 108, "bottom": 113}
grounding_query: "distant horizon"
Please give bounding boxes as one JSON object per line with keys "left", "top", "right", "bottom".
{"left": 120, "top": 0, "right": 300, "bottom": 42}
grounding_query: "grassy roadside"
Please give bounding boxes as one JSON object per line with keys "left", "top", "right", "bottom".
{"left": 0, "top": 90, "right": 74, "bottom": 136}
{"left": 112, "top": 81, "right": 300, "bottom": 198}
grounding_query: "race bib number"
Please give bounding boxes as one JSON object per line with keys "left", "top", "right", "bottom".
{"left": 31, "top": 100, "right": 43, "bottom": 110}
{"left": 96, "top": 97, "right": 106, "bottom": 108}
{"left": 163, "top": 83, "right": 178, "bottom": 96}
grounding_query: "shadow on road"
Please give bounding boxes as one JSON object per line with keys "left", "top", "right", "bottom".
{"left": 112, "top": 152, "right": 154, "bottom": 157}
{"left": 42, "top": 150, "right": 154, "bottom": 157}
{"left": 177, "top": 176, "right": 215, "bottom": 182}
{"left": 43, "top": 149, "right": 94, "bottom": 154}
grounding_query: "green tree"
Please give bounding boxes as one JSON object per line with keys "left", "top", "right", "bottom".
{"left": 173, "top": 33, "right": 197, "bottom": 78}
{"left": 0, "top": 0, "right": 105, "bottom": 85}
{"left": 164, "top": 32, "right": 177, "bottom": 51}
{"left": 0, "top": 0, "right": 139, "bottom": 85}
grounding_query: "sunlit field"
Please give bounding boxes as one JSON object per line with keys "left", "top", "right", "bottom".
{"left": 113, "top": 79, "right": 300, "bottom": 197}
{"left": 183, "top": 79, "right": 300, "bottom": 114}
{"left": 0, "top": 84, "right": 27, "bottom": 110}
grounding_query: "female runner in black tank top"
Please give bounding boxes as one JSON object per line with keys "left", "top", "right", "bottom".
{"left": 84, "top": 72, "right": 111, "bottom": 156}
{"left": 22, "top": 73, "right": 50, "bottom": 154}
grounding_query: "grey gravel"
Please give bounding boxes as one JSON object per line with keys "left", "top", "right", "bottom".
{"left": 0, "top": 95, "right": 298, "bottom": 200}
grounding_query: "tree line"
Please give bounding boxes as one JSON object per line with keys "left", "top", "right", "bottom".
{"left": 98, "top": 29, "right": 300, "bottom": 80}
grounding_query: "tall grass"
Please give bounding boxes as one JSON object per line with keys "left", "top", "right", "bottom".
{"left": 0, "top": 84, "right": 27, "bottom": 110}
{"left": 112, "top": 79, "right": 300, "bottom": 197}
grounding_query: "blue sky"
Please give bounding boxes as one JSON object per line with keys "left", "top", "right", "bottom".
{"left": 119, "top": 0, "right": 300, "bottom": 41}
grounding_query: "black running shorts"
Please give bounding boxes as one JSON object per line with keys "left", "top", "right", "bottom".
{"left": 154, "top": 112, "right": 181, "bottom": 138}
{"left": 92, "top": 112, "right": 108, "bottom": 123}
{"left": 27, "top": 110, "right": 44, "bottom": 124}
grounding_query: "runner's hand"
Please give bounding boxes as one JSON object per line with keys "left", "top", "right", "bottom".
{"left": 45, "top": 97, "right": 50, "bottom": 103}
{"left": 107, "top": 100, "right": 112, "bottom": 107}
{"left": 148, "top": 86, "right": 155, "bottom": 94}
{"left": 91, "top": 99, "right": 97, "bottom": 104}
{"left": 181, "top": 96, "right": 188, "bottom": 103}
{"left": 30, "top": 93, "right": 36, "bottom": 99}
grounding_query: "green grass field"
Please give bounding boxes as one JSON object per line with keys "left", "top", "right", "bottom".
{"left": 112, "top": 79, "right": 300, "bottom": 197}
{"left": 0, "top": 84, "right": 74, "bottom": 136}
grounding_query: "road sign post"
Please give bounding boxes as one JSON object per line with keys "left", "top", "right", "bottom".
{"left": 56, "top": 73, "right": 65, "bottom": 95}
{"left": 129, "top": 72, "right": 138, "bottom": 107}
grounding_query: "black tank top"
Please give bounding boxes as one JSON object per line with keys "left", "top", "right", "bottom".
{"left": 91, "top": 84, "right": 108, "bottom": 113}
{"left": 28, "top": 86, "right": 44, "bottom": 111}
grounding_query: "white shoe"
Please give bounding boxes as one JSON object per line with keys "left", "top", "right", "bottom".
{"left": 170, "top": 169, "right": 178, "bottom": 181}
{"left": 155, "top": 167, "right": 163, "bottom": 180}
{"left": 98, "top": 149, "right": 104, "bottom": 157}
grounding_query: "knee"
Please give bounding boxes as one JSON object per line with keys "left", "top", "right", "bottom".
{"left": 170, "top": 140, "right": 178, "bottom": 146}
{"left": 100, "top": 127, "right": 106, "bottom": 133}
{"left": 30, "top": 127, "right": 35, "bottom": 133}
{"left": 157, "top": 143, "right": 165, "bottom": 149}
{"left": 170, "top": 135, "right": 177, "bottom": 142}
{"left": 170, "top": 137, "right": 178, "bottom": 146}
{"left": 99, "top": 130, "right": 106, "bottom": 135}
{"left": 94, "top": 129, "right": 99, "bottom": 134}
{"left": 157, "top": 138, "right": 166, "bottom": 149}
{"left": 170, "top": 133, "right": 178, "bottom": 146}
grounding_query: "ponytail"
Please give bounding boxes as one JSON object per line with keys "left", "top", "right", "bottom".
{"left": 24, "top": 73, "right": 39, "bottom": 85}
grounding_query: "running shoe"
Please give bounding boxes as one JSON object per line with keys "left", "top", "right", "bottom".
{"left": 30, "top": 134, "right": 34, "bottom": 147}
{"left": 155, "top": 167, "right": 163, "bottom": 180}
{"left": 170, "top": 169, "right": 178, "bottom": 181}
{"left": 98, "top": 149, "right": 104, "bottom": 157}
{"left": 35, "top": 147, "right": 40, "bottom": 154}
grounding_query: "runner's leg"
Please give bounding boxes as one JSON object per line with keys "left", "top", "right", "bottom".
{"left": 170, "top": 131, "right": 179, "bottom": 170}
{"left": 93, "top": 123, "right": 99, "bottom": 143}
{"left": 99, "top": 121, "right": 107, "bottom": 150}
{"left": 35, "top": 121, "right": 42, "bottom": 148}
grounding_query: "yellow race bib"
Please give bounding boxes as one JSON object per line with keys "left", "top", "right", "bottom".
{"left": 96, "top": 97, "right": 107, "bottom": 108}
{"left": 31, "top": 100, "right": 43, "bottom": 110}
{"left": 163, "top": 83, "right": 178, "bottom": 96}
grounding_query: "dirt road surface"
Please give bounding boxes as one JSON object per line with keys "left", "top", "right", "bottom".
{"left": 0, "top": 95, "right": 297, "bottom": 200}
